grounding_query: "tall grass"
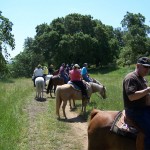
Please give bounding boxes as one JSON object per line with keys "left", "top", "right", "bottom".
{"left": 0, "top": 78, "right": 34, "bottom": 150}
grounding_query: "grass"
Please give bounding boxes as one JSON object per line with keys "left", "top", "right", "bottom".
{"left": 0, "top": 78, "right": 34, "bottom": 150}
{"left": 1, "top": 66, "right": 150, "bottom": 149}
{"left": 0, "top": 78, "right": 81, "bottom": 150}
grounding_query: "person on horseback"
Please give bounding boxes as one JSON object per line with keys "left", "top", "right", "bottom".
{"left": 43, "top": 66, "right": 48, "bottom": 83}
{"left": 123, "top": 57, "right": 150, "bottom": 149}
{"left": 69, "top": 64, "right": 89, "bottom": 99}
{"left": 48, "top": 64, "right": 54, "bottom": 75}
{"left": 59, "top": 63, "right": 69, "bottom": 84}
{"left": 81, "top": 63, "right": 92, "bottom": 82}
{"left": 33, "top": 64, "right": 44, "bottom": 87}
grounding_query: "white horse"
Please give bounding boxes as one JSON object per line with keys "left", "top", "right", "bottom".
{"left": 35, "top": 77, "right": 45, "bottom": 99}
{"left": 45, "top": 74, "right": 53, "bottom": 86}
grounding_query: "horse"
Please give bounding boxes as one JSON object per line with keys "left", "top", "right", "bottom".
{"left": 69, "top": 78, "right": 103, "bottom": 109}
{"left": 35, "top": 77, "right": 45, "bottom": 99}
{"left": 45, "top": 75, "right": 53, "bottom": 87}
{"left": 52, "top": 69, "right": 59, "bottom": 76}
{"left": 56, "top": 82, "right": 106, "bottom": 119}
{"left": 90, "top": 78, "right": 101, "bottom": 85}
{"left": 45, "top": 74, "right": 53, "bottom": 82}
{"left": 88, "top": 109, "right": 144, "bottom": 150}
{"left": 46, "top": 75, "right": 64, "bottom": 97}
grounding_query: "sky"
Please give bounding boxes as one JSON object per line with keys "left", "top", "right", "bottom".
{"left": 1, "top": 0, "right": 150, "bottom": 59}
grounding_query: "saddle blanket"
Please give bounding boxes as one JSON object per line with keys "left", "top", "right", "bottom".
{"left": 67, "top": 81, "right": 89, "bottom": 91}
{"left": 110, "top": 110, "right": 138, "bottom": 139}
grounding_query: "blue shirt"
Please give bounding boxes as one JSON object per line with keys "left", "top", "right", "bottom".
{"left": 81, "top": 67, "right": 87, "bottom": 75}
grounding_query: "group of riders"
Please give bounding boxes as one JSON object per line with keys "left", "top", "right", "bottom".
{"left": 32, "top": 63, "right": 93, "bottom": 99}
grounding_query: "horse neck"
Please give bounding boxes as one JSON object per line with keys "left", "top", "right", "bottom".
{"left": 91, "top": 82, "right": 103, "bottom": 93}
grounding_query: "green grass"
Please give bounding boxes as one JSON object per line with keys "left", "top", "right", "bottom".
{"left": 0, "top": 78, "right": 34, "bottom": 150}
{"left": 0, "top": 78, "right": 81, "bottom": 150}
{"left": 1, "top": 66, "right": 150, "bottom": 149}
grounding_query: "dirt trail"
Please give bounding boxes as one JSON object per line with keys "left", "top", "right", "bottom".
{"left": 26, "top": 92, "right": 88, "bottom": 150}
{"left": 65, "top": 104, "right": 88, "bottom": 150}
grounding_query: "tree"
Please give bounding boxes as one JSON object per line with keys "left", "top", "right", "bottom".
{"left": 0, "top": 11, "right": 15, "bottom": 77}
{"left": 120, "top": 12, "right": 150, "bottom": 63}
{"left": 0, "top": 11, "right": 15, "bottom": 59}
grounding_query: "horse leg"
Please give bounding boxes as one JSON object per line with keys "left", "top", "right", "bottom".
{"left": 62, "top": 101, "right": 67, "bottom": 119}
{"left": 69, "top": 99, "right": 72, "bottom": 109}
{"left": 69, "top": 99, "right": 76, "bottom": 109}
{"left": 73, "top": 99, "right": 76, "bottom": 108}
{"left": 82, "top": 99, "right": 87, "bottom": 113}
{"left": 50, "top": 89, "right": 52, "bottom": 98}
{"left": 54, "top": 85, "right": 56, "bottom": 96}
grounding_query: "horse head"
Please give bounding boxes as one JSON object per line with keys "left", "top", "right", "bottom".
{"left": 101, "top": 85, "right": 107, "bottom": 99}
{"left": 90, "top": 82, "right": 106, "bottom": 99}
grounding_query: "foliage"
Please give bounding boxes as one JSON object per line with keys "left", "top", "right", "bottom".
{"left": 0, "top": 11, "right": 15, "bottom": 77}
{"left": 119, "top": 12, "right": 150, "bottom": 63}
{"left": 0, "top": 11, "right": 15, "bottom": 56}
{"left": 7, "top": 12, "right": 150, "bottom": 77}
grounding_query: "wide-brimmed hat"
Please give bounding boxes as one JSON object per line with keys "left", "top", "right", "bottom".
{"left": 137, "top": 57, "right": 150, "bottom": 67}
{"left": 37, "top": 64, "right": 42, "bottom": 68}
{"left": 74, "top": 64, "right": 80, "bottom": 68}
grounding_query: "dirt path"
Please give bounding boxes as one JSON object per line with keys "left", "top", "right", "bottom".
{"left": 26, "top": 92, "right": 88, "bottom": 150}
{"left": 65, "top": 104, "right": 88, "bottom": 150}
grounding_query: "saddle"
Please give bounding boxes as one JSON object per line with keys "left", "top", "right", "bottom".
{"left": 110, "top": 110, "right": 138, "bottom": 139}
{"left": 67, "top": 81, "right": 90, "bottom": 91}
{"left": 110, "top": 110, "right": 145, "bottom": 149}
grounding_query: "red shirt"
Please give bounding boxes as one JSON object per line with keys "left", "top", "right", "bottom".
{"left": 69, "top": 69, "right": 81, "bottom": 81}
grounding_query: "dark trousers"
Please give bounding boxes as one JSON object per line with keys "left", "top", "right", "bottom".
{"left": 60, "top": 74, "right": 69, "bottom": 84}
{"left": 126, "top": 107, "right": 150, "bottom": 150}
{"left": 71, "top": 80, "right": 87, "bottom": 97}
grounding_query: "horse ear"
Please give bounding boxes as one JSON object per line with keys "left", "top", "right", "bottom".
{"left": 103, "top": 85, "right": 106, "bottom": 89}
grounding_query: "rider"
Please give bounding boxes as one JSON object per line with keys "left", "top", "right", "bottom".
{"left": 33, "top": 64, "right": 44, "bottom": 87}
{"left": 43, "top": 66, "right": 48, "bottom": 83}
{"left": 123, "top": 57, "right": 150, "bottom": 149}
{"left": 59, "top": 63, "right": 69, "bottom": 84}
{"left": 48, "top": 64, "right": 54, "bottom": 75}
{"left": 69, "top": 64, "right": 89, "bottom": 99}
{"left": 81, "top": 63, "right": 92, "bottom": 82}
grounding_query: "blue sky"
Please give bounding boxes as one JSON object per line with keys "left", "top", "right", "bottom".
{"left": 1, "top": 0, "right": 150, "bottom": 58}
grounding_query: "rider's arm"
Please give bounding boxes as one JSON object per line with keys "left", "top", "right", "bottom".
{"left": 128, "top": 87, "right": 150, "bottom": 101}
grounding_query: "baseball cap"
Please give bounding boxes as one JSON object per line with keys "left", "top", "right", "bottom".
{"left": 137, "top": 57, "right": 150, "bottom": 67}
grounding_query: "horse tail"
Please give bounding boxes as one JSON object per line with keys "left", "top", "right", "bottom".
{"left": 56, "top": 86, "right": 62, "bottom": 117}
{"left": 47, "top": 77, "right": 53, "bottom": 93}
{"left": 90, "top": 109, "right": 101, "bottom": 120}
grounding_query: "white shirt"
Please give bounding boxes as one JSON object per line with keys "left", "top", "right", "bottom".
{"left": 34, "top": 68, "right": 43, "bottom": 77}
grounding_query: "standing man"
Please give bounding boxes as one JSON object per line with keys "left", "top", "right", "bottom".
{"left": 123, "top": 57, "right": 150, "bottom": 149}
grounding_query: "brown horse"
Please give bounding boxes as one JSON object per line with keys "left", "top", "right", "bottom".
{"left": 56, "top": 82, "right": 106, "bottom": 119}
{"left": 46, "top": 75, "right": 64, "bottom": 97}
{"left": 88, "top": 109, "right": 144, "bottom": 150}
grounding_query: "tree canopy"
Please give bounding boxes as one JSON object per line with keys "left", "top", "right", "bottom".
{"left": 5, "top": 12, "right": 150, "bottom": 78}
{"left": 0, "top": 11, "right": 15, "bottom": 77}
